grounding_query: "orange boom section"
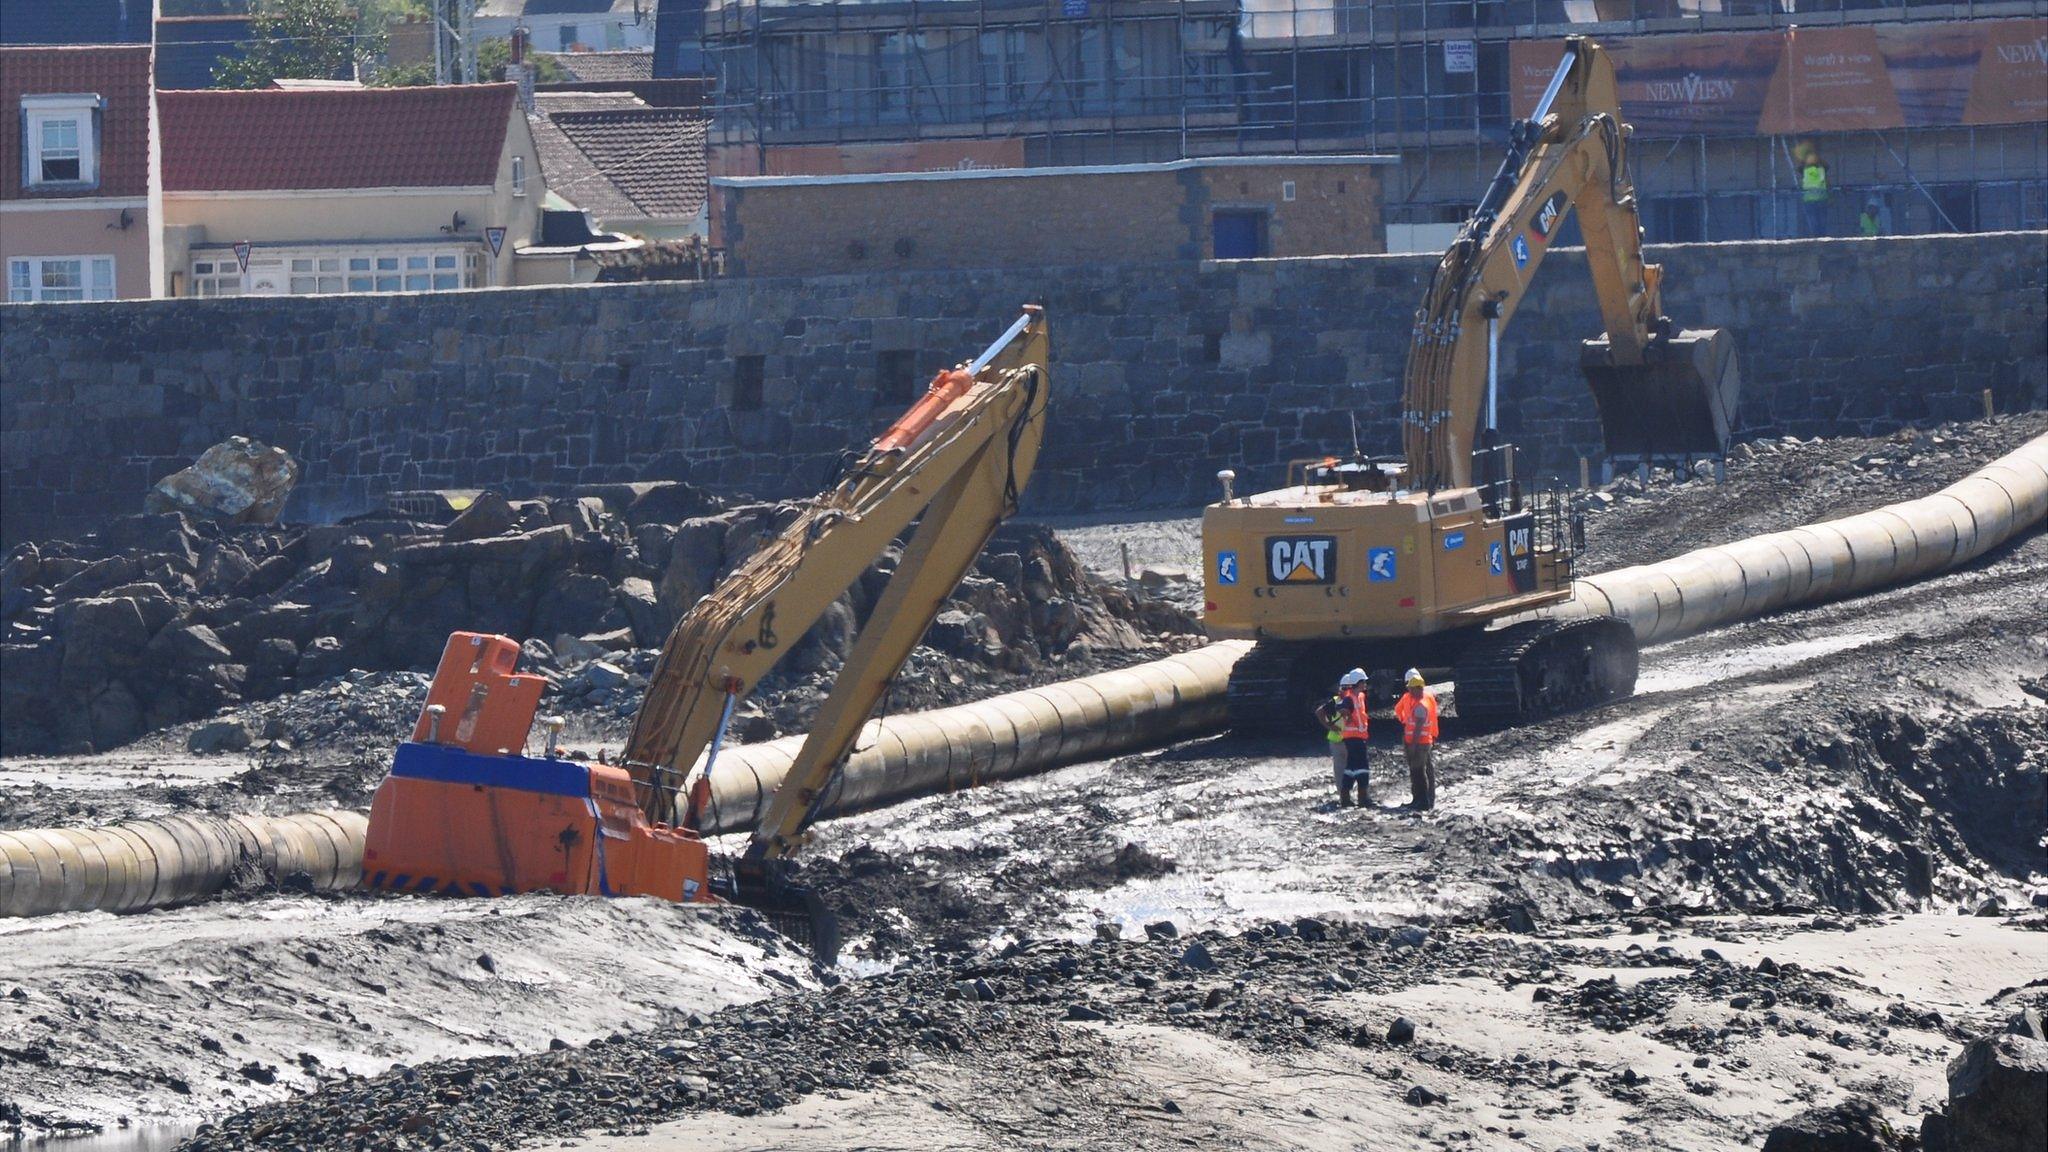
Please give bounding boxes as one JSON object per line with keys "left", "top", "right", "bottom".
{"left": 363, "top": 634, "right": 715, "bottom": 902}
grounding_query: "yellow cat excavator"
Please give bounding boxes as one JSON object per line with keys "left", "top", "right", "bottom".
{"left": 1203, "top": 38, "right": 1739, "bottom": 732}
{"left": 361, "top": 308, "right": 1050, "bottom": 959}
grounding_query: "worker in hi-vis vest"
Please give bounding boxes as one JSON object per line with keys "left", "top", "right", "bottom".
{"left": 1315, "top": 669, "right": 1373, "bottom": 807}
{"left": 1393, "top": 669, "right": 1440, "bottom": 811}
{"left": 1797, "top": 142, "right": 1830, "bottom": 238}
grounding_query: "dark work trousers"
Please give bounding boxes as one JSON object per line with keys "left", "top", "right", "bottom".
{"left": 1337, "top": 738, "right": 1371, "bottom": 805}
{"left": 1405, "top": 743, "right": 1437, "bottom": 811}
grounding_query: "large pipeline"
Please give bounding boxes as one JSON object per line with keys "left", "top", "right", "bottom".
{"left": 3, "top": 434, "right": 2043, "bottom": 916}
{"left": 0, "top": 810, "right": 366, "bottom": 918}
{"left": 1536, "top": 434, "right": 2048, "bottom": 644}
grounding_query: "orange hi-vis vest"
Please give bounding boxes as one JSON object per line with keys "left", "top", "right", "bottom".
{"left": 1339, "top": 688, "right": 1371, "bottom": 739}
{"left": 1395, "top": 689, "right": 1439, "bottom": 745}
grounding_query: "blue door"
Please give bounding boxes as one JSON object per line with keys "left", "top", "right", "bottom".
{"left": 1212, "top": 210, "right": 1264, "bottom": 259}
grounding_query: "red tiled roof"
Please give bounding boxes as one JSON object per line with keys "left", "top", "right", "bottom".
{"left": 0, "top": 45, "right": 152, "bottom": 200}
{"left": 159, "top": 84, "right": 518, "bottom": 193}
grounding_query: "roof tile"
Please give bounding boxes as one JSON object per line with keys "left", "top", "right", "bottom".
{"left": 531, "top": 105, "right": 706, "bottom": 222}
{"left": 0, "top": 45, "right": 153, "bottom": 199}
{"left": 159, "top": 84, "right": 517, "bottom": 192}
{"left": 537, "top": 50, "right": 654, "bottom": 83}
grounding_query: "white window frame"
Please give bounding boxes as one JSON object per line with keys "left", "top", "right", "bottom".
{"left": 189, "top": 244, "right": 471, "bottom": 297}
{"left": 22, "top": 94, "right": 101, "bottom": 189}
{"left": 7, "top": 255, "right": 115, "bottom": 302}
{"left": 512, "top": 155, "right": 527, "bottom": 197}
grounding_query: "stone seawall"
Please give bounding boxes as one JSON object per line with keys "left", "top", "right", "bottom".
{"left": 3, "top": 232, "right": 2042, "bottom": 544}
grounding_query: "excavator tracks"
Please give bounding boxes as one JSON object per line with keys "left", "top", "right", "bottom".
{"left": 1452, "top": 616, "right": 1638, "bottom": 728}
{"left": 1225, "top": 642, "right": 1315, "bottom": 737}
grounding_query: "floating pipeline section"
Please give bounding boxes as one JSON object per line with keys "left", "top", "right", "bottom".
{"left": 0, "top": 810, "right": 366, "bottom": 918}
{"left": 2, "top": 433, "right": 2042, "bottom": 916}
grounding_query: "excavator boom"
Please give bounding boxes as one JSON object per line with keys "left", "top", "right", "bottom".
{"left": 1402, "top": 37, "right": 1738, "bottom": 491}
{"left": 362, "top": 308, "right": 1052, "bottom": 960}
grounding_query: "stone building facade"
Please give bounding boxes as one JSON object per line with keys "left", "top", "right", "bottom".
{"left": 715, "top": 155, "right": 1392, "bottom": 276}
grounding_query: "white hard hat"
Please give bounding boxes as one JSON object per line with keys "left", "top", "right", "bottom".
{"left": 1404, "top": 667, "right": 1425, "bottom": 687}
{"left": 1339, "top": 668, "right": 1368, "bottom": 688}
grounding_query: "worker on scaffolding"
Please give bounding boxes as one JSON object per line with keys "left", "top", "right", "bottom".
{"left": 1796, "top": 142, "right": 1831, "bottom": 238}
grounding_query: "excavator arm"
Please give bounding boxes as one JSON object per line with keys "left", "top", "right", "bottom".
{"left": 361, "top": 309, "right": 1048, "bottom": 962}
{"left": 1401, "top": 37, "right": 1738, "bottom": 492}
{"left": 623, "top": 307, "right": 1051, "bottom": 870}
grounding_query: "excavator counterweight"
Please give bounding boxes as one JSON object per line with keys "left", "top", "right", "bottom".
{"left": 362, "top": 309, "right": 1052, "bottom": 961}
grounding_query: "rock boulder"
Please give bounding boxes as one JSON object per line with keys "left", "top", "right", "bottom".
{"left": 145, "top": 437, "right": 299, "bottom": 525}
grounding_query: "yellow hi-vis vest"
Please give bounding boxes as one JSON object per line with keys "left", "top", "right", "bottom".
{"left": 1801, "top": 164, "right": 1829, "bottom": 204}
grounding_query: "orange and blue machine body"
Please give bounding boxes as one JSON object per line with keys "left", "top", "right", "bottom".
{"left": 362, "top": 632, "right": 715, "bottom": 903}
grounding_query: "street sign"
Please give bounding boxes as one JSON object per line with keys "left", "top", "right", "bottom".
{"left": 1444, "top": 40, "right": 1476, "bottom": 74}
{"left": 1061, "top": 0, "right": 1088, "bottom": 15}
{"left": 233, "top": 241, "right": 252, "bottom": 273}
{"left": 485, "top": 226, "right": 507, "bottom": 257}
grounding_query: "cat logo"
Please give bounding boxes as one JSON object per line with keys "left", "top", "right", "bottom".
{"left": 1531, "top": 190, "right": 1569, "bottom": 239}
{"left": 1265, "top": 535, "right": 1336, "bottom": 585}
{"left": 1507, "top": 524, "right": 1532, "bottom": 557}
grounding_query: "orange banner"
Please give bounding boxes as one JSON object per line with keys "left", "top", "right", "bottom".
{"left": 1759, "top": 27, "right": 1903, "bottom": 134}
{"left": 1511, "top": 20, "right": 2046, "bottom": 136}
{"left": 1963, "top": 19, "right": 2048, "bottom": 126}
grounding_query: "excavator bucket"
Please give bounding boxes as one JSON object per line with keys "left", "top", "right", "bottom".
{"left": 724, "top": 859, "right": 841, "bottom": 965}
{"left": 1581, "top": 327, "right": 1741, "bottom": 463}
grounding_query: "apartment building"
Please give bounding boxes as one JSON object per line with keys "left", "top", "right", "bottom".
{"left": 689, "top": 0, "right": 2048, "bottom": 242}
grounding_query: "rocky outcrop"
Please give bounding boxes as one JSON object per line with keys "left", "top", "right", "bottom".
{"left": 0, "top": 486, "right": 1196, "bottom": 755}
{"left": 1920, "top": 1021, "right": 2048, "bottom": 1152}
{"left": 1762, "top": 1099, "right": 1907, "bottom": 1151}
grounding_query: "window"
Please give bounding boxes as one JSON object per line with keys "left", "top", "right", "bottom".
{"left": 22, "top": 95, "right": 100, "bottom": 187}
{"left": 873, "top": 33, "right": 917, "bottom": 122}
{"left": 512, "top": 155, "right": 527, "bottom": 197}
{"left": 1212, "top": 210, "right": 1268, "bottom": 259}
{"left": 727, "top": 355, "right": 766, "bottom": 412}
{"left": 7, "top": 256, "right": 114, "bottom": 303}
{"left": 979, "top": 29, "right": 1031, "bottom": 112}
{"left": 190, "top": 259, "right": 241, "bottom": 297}
{"left": 876, "top": 349, "right": 920, "bottom": 406}
{"left": 558, "top": 23, "right": 578, "bottom": 50}
{"left": 193, "top": 247, "right": 469, "bottom": 297}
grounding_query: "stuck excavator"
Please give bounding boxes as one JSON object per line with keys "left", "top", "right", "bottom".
{"left": 1203, "top": 37, "right": 1740, "bottom": 732}
{"left": 360, "top": 308, "right": 1051, "bottom": 960}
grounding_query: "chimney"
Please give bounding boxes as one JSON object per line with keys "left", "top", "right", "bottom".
{"left": 508, "top": 25, "right": 535, "bottom": 110}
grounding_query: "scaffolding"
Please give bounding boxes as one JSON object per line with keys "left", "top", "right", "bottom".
{"left": 701, "top": 0, "right": 2048, "bottom": 236}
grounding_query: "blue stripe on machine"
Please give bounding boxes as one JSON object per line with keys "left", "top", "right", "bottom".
{"left": 392, "top": 874, "right": 411, "bottom": 890}
{"left": 389, "top": 741, "right": 591, "bottom": 798}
